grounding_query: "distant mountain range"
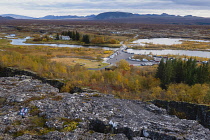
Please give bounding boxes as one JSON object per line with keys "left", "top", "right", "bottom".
{"left": 39, "top": 15, "right": 96, "bottom": 20}
{"left": 94, "top": 12, "right": 204, "bottom": 19}
{"left": 0, "top": 14, "right": 96, "bottom": 20}
{"left": 0, "top": 15, "right": 14, "bottom": 20}
{"left": 1, "top": 12, "right": 210, "bottom": 25}
{"left": 0, "top": 12, "right": 203, "bottom": 20}
{"left": 95, "top": 12, "right": 137, "bottom": 19}
{"left": 1, "top": 14, "right": 34, "bottom": 19}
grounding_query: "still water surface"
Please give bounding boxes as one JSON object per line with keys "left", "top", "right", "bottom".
{"left": 127, "top": 49, "right": 210, "bottom": 58}
{"left": 132, "top": 38, "right": 210, "bottom": 46}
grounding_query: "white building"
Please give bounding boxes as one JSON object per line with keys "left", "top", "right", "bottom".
{"left": 60, "top": 35, "right": 71, "bottom": 40}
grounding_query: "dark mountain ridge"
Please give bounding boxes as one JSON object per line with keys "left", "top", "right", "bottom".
{"left": 39, "top": 15, "right": 86, "bottom": 20}
{"left": 0, "top": 16, "right": 14, "bottom": 20}
{"left": 1, "top": 14, "right": 34, "bottom": 19}
{"left": 94, "top": 12, "right": 203, "bottom": 20}
{"left": 1, "top": 12, "right": 210, "bottom": 25}
{"left": 95, "top": 12, "right": 137, "bottom": 19}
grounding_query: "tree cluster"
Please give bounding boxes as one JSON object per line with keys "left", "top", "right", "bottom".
{"left": 61, "top": 31, "right": 79, "bottom": 41}
{"left": 82, "top": 35, "right": 90, "bottom": 44}
{"left": 156, "top": 58, "right": 209, "bottom": 89}
{"left": 61, "top": 31, "right": 90, "bottom": 43}
{"left": 33, "top": 35, "right": 52, "bottom": 42}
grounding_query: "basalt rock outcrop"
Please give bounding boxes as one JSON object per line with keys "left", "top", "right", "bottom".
{"left": 0, "top": 67, "right": 64, "bottom": 91}
{"left": 152, "top": 100, "right": 210, "bottom": 129}
{"left": 0, "top": 76, "right": 210, "bottom": 140}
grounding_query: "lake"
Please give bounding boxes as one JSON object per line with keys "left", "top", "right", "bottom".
{"left": 132, "top": 38, "right": 210, "bottom": 46}
{"left": 127, "top": 49, "right": 210, "bottom": 58}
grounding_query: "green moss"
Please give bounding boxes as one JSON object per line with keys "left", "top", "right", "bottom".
{"left": 24, "top": 96, "right": 46, "bottom": 104}
{"left": 12, "top": 116, "right": 51, "bottom": 136}
{"left": 61, "top": 122, "right": 78, "bottom": 132}
{"left": 89, "top": 130, "right": 95, "bottom": 134}
{"left": 59, "top": 118, "right": 81, "bottom": 132}
{"left": 30, "top": 116, "right": 46, "bottom": 127}
{"left": 13, "top": 130, "right": 24, "bottom": 137}
{"left": 11, "top": 117, "right": 81, "bottom": 137}
{"left": 12, "top": 120, "right": 21, "bottom": 126}
{"left": 38, "top": 128, "right": 55, "bottom": 135}
{"left": 29, "top": 106, "right": 41, "bottom": 116}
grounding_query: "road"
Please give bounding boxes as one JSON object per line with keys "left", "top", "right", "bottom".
{"left": 89, "top": 44, "right": 159, "bottom": 70}
{"left": 106, "top": 44, "right": 159, "bottom": 66}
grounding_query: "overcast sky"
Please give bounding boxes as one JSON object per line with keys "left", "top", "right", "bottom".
{"left": 1, "top": 0, "right": 210, "bottom": 18}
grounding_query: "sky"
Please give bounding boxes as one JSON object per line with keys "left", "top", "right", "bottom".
{"left": 0, "top": 0, "right": 210, "bottom": 18}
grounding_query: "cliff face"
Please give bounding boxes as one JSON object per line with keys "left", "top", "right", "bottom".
{"left": 152, "top": 100, "right": 210, "bottom": 129}
{"left": 0, "top": 76, "right": 210, "bottom": 140}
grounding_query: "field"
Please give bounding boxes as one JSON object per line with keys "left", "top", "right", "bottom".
{"left": 50, "top": 58, "right": 108, "bottom": 68}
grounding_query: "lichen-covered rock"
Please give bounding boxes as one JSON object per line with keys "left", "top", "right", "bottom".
{"left": 0, "top": 76, "right": 210, "bottom": 140}
{"left": 40, "top": 129, "right": 129, "bottom": 140}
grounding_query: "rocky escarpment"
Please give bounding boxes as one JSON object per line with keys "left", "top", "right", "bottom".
{"left": 0, "top": 76, "right": 210, "bottom": 140}
{"left": 152, "top": 100, "right": 210, "bottom": 129}
{"left": 0, "top": 67, "right": 64, "bottom": 91}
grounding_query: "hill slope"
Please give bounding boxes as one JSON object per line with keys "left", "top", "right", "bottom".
{"left": 95, "top": 12, "right": 138, "bottom": 19}
{"left": 0, "top": 75, "right": 209, "bottom": 139}
{"left": 1, "top": 14, "right": 33, "bottom": 19}
{"left": 0, "top": 16, "right": 14, "bottom": 20}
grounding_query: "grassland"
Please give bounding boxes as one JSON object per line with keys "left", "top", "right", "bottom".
{"left": 50, "top": 58, "right": 108, "bottom": 69}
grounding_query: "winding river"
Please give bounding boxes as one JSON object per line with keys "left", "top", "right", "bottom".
{"left": 10, "top": 37, "right": 118, "bottom": 51}
{"left": 9, "top": 37, "right": 210, "bottom": 58}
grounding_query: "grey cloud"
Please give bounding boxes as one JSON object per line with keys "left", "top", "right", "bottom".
{"left": 5, "top": 0, "right": 210, "bottom": 13}
{"left": 171, "top": 0, "right": 210, "bottom": 7}
{"left": 24, "top": 1, "right": 171, "bottom": 10}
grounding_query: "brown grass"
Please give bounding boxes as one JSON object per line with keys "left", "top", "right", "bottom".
{"left": 50, "top": 58, "right": 109, "bottom": 68}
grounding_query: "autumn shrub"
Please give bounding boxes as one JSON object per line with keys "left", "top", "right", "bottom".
{"left": 91, "top": 37, "right": 105, "bottom": 44}
{"left": 109, "top": 39, "right": 120, "bottom": 44}
{"left": 0, "top": 49, "right": 209, "bottom": 104}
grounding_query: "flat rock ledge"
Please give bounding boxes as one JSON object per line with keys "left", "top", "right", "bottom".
{"left": 0, "top": 76, "right": 210, "bottom": 140}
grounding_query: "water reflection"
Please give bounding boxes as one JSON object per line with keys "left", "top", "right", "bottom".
{"left": 132, "top": 38, "right": 210, "bottom": 46}
{"left": 127, "top": 49, "right": 210, "bottom": 58}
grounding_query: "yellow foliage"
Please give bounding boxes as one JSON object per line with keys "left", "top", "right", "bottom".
{"left": 151, "top": 86, "right": 164, "bottom": 99}
{"left": 104, "top": 50, "right": 112, "bottom": 54}
{"left": 91, "top": 37, "right": 105, "bottom": 44}
{"left": 109, "top": 39, "right": 119, "bottom": 44}
{"left": 116, "top": 59, "right": 130, "bottom": 71}
{"left": 0, "top": 48, "right": 209, "bottom": 104}
{"left": 187, "top": 84, "right": 209, "bottom": 103}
